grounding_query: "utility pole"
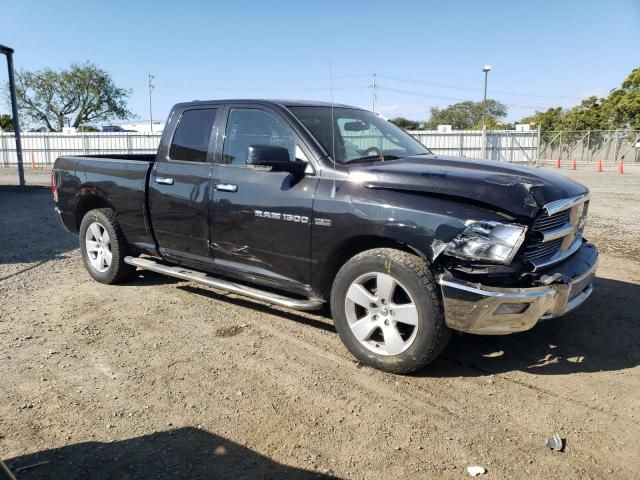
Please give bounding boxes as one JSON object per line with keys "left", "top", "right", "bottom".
{"left": 370, "top": 73, "right": 378, "bottom": 113}
{"left": 481, "top": 65, "right": 492, "bottom": 159}
{"left": 148, "top": 74, "right": 155, "bottom": 133}
{"left": 0, "top": 44, "right": 25, "bottom": 190}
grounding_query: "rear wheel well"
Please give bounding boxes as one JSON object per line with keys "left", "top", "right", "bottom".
{"left": 320, "top": 236, "right": 426, "bottom": 300}
{"left": 75, "top": 195, "right": 113, "bottom": 232}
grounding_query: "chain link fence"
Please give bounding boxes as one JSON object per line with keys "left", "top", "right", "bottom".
{"left": 539, "top": 130, "right": 640, "bottom": 166}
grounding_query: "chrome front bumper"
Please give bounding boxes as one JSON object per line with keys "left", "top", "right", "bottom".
{"left": 437, "top": 243, "right": 598, "bottom": 335}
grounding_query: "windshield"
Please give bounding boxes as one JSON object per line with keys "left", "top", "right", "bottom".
{"left": 288, "top": 106, "right": 431, "bottom": 164}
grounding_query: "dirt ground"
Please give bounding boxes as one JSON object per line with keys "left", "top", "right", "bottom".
{"left": 1, "top": 164, "right": 639, "bottom": 479}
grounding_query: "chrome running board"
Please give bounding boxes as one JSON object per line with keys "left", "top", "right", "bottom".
{"left": 124, "top": 256, "right": 323, "bottom": 311}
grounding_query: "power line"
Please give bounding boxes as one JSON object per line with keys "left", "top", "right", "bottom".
{"left": 377, "top": 74, "right": 583, "bottom": 101}
{"left": 142, "top": 74, "right": 583, "bottom": 104}
{"left": 142, "top": 73, "right": 369, "bottom": 85}
{"left": 377, "top": 86, "right": 552, "bottom": 110}
{"left": 152, "top": 84, "right": 365, "bottom": 92}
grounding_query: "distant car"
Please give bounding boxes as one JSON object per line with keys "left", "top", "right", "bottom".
{"left": 102, "top": 125, "right": 136, "bottom": 133}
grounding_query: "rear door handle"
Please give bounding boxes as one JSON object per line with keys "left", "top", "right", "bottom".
{"left": 155, "top": 177, "right": 174, "bottom": 185}
{"left": 215, "top": 183, "right": 238, "bottom": 192}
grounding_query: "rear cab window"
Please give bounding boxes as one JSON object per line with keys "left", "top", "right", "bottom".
{"left": 169, "top": 109, "right": 218, "bottom": 162}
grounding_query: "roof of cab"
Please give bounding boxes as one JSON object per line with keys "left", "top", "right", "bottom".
{"left": 171, "top": 99, "right": 365, "bottom": 110}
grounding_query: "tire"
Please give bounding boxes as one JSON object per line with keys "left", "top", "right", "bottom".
{"left": 79, "top": 208, "right": 137, "bottom": 284}
{"left": 330, "top": 248, "right": 450, "bottom": 374}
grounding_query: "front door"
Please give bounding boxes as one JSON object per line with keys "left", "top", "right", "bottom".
{"left": 148, "top": 107, "right": 219, "bottom": 267}
{"left": 210, "top": 106, "right": 318, "bottom": 292}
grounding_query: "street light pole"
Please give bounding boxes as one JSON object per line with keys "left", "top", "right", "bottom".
{"left": 148, "top": 74, "right": 155, "bottom": 133}
{"left": 0, "top": 44, "right": 25, "bottom": 190}
{"left": 481, "top": 65, "right": 492, "bottom": 159}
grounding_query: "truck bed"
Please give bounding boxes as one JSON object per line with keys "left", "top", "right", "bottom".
{"left": 53, "top": 154, "right": 156, "bottom": 251}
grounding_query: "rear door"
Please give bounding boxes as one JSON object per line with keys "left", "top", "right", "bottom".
{"left": 148, "top": 106, "right": 220, "bottom": 267}
{"left": 210, "top": 104, "right": 318, "bottom": 292}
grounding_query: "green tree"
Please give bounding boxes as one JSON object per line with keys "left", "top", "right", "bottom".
{"left": 389, "top": 117, "right": 421, "bottom": 130}
{"left": 0, "top": 113, "right": 12, "bottom": 131}
{"left": 77, "top": 125, "right": 99, "bottom": 132}
{"left": 9, "top": 62, "right": 132, "bottom": 131}
{"left": 520, "top": 107, "right": 564, "bottom": 132}
{"left": 562, "top": 96, "right": 611, "bottom": 131}
{"left": 519, "top": 67, "right": 640, "bottom": 132}
{"left": 606, "top": 67, "right": 640, "bottom": 130}
{"left": 423, "top": 99, "right": 507, "bottom": 129}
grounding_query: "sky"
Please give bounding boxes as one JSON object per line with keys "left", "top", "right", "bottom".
{"left": 1, "top": 0, "right": 639, "bottom": 124}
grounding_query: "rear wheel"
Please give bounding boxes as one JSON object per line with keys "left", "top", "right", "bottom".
{"left": 79, "top": 208, "right": 136, "bottom": 284}
{"left": 331, "top": 248, "right": 450, "bottom": 374}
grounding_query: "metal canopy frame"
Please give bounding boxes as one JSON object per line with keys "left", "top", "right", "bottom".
{"left": 0, "top": 44, "right": 25, "bottom": 190}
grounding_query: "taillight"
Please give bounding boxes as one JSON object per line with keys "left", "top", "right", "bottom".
{"left": 50, "top": 171, "right": 58, "bottom": 202}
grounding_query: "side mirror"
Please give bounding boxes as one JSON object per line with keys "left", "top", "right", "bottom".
{"left": 247, "top": 145, "right": 307, "bottom": 175}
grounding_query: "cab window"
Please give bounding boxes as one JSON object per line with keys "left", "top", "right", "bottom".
{"left": 169, "top": 109, "right": 217, "bottom": 162}
{"left": 222, "top": 109, "right": 295, "bottom": 165}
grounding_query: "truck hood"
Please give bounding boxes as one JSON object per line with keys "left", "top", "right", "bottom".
{"left": 348, "top": 155, "right": 588, "bottom": 218}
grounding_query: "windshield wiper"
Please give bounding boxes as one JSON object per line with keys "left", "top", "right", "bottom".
{"left": 348, "top": 154, "right": 401, "bottom": 164}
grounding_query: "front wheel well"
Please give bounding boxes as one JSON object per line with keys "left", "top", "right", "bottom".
{"left": 319, "top": 236, "right": 428, "bottom": 300}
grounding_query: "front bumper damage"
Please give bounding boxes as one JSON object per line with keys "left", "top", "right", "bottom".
{"left": 437, "top": 242, "right": 598, "bottom": 335}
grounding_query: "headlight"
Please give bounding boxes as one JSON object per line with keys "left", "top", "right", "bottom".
{"left": 445, "top": 221, "right": 527, "bottom": 264}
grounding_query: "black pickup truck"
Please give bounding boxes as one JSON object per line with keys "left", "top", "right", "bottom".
{"left": 52, "top": 100, "right": 598, "bottom": 373}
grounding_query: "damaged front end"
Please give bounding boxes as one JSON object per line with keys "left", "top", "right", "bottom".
{"left": 437, "top": 242, "right": 597, "bottom": 335}
{"left": 435, "top": 193, "right": 597, "bottom": 335}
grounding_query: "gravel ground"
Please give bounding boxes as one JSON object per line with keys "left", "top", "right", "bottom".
{"left": 1, "top": 165, "right": 639, "bottom": 479}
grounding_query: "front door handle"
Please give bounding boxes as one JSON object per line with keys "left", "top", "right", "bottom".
{"left": 215, "top": 183, "right": 238, "bottom": 192}
{"left": 155, "top": 177, "right": 174, "bottom": 185}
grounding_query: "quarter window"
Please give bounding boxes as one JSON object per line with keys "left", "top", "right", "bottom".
{"left": 169, "top": 109, "right": 217, "bottom": 162}
{"left": 222, "top": 109, "right": 295, "bottom": 165}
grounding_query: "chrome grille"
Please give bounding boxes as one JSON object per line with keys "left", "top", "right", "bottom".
{"left": 522, "top": 195, "right": 589, "bottom": 270}
{"left": 532, "top": 210, "right": 570, "bottom": 231}
{"left": 523, "top": 238, "right": 563, "bottom": 262}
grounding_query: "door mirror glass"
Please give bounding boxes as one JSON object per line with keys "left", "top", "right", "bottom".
{"left": 247, "top": 144, "right": 290, "bottom": 164}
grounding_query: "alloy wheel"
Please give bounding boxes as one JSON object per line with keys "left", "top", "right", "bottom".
{"left": 85, "top": 221, "right": 112, "bottom": 273}
{"left": 344, "top": 272, "right": 419, "bottom": 355}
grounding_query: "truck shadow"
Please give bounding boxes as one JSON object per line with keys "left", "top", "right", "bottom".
{"left": 423, "top": 276, "right": 640, "bottom": 377}
{"left": 4, "top": 427, "right": 341, "bottom": 480}
{"left": 172, "top": 276, "right": 640, "bottom": 377}
{"left": 177, "top": 284, "right": 336, "bottom": 334}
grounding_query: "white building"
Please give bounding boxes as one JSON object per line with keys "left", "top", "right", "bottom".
{"left": 119, "top": 121, "right": 165, "bottom": 133}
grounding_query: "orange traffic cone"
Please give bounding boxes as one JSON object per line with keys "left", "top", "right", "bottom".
{"left": 570, "top": 158, "right": 576, "bottom": 170}
{"left": 555, "top": 157, "right": 561, "bottom": 168}
{"left": 617, "top": 160, "right": 624, "bottom": 175}
{"left": 596, "top": 159, "right": 602, "bottom": 172}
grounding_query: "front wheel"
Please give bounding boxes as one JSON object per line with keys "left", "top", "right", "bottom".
{"left": 330, "top": 248, "right": 450, "bottom": 374}
{"left": 79, "top": 208, "right": 136, "bottom": 284}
